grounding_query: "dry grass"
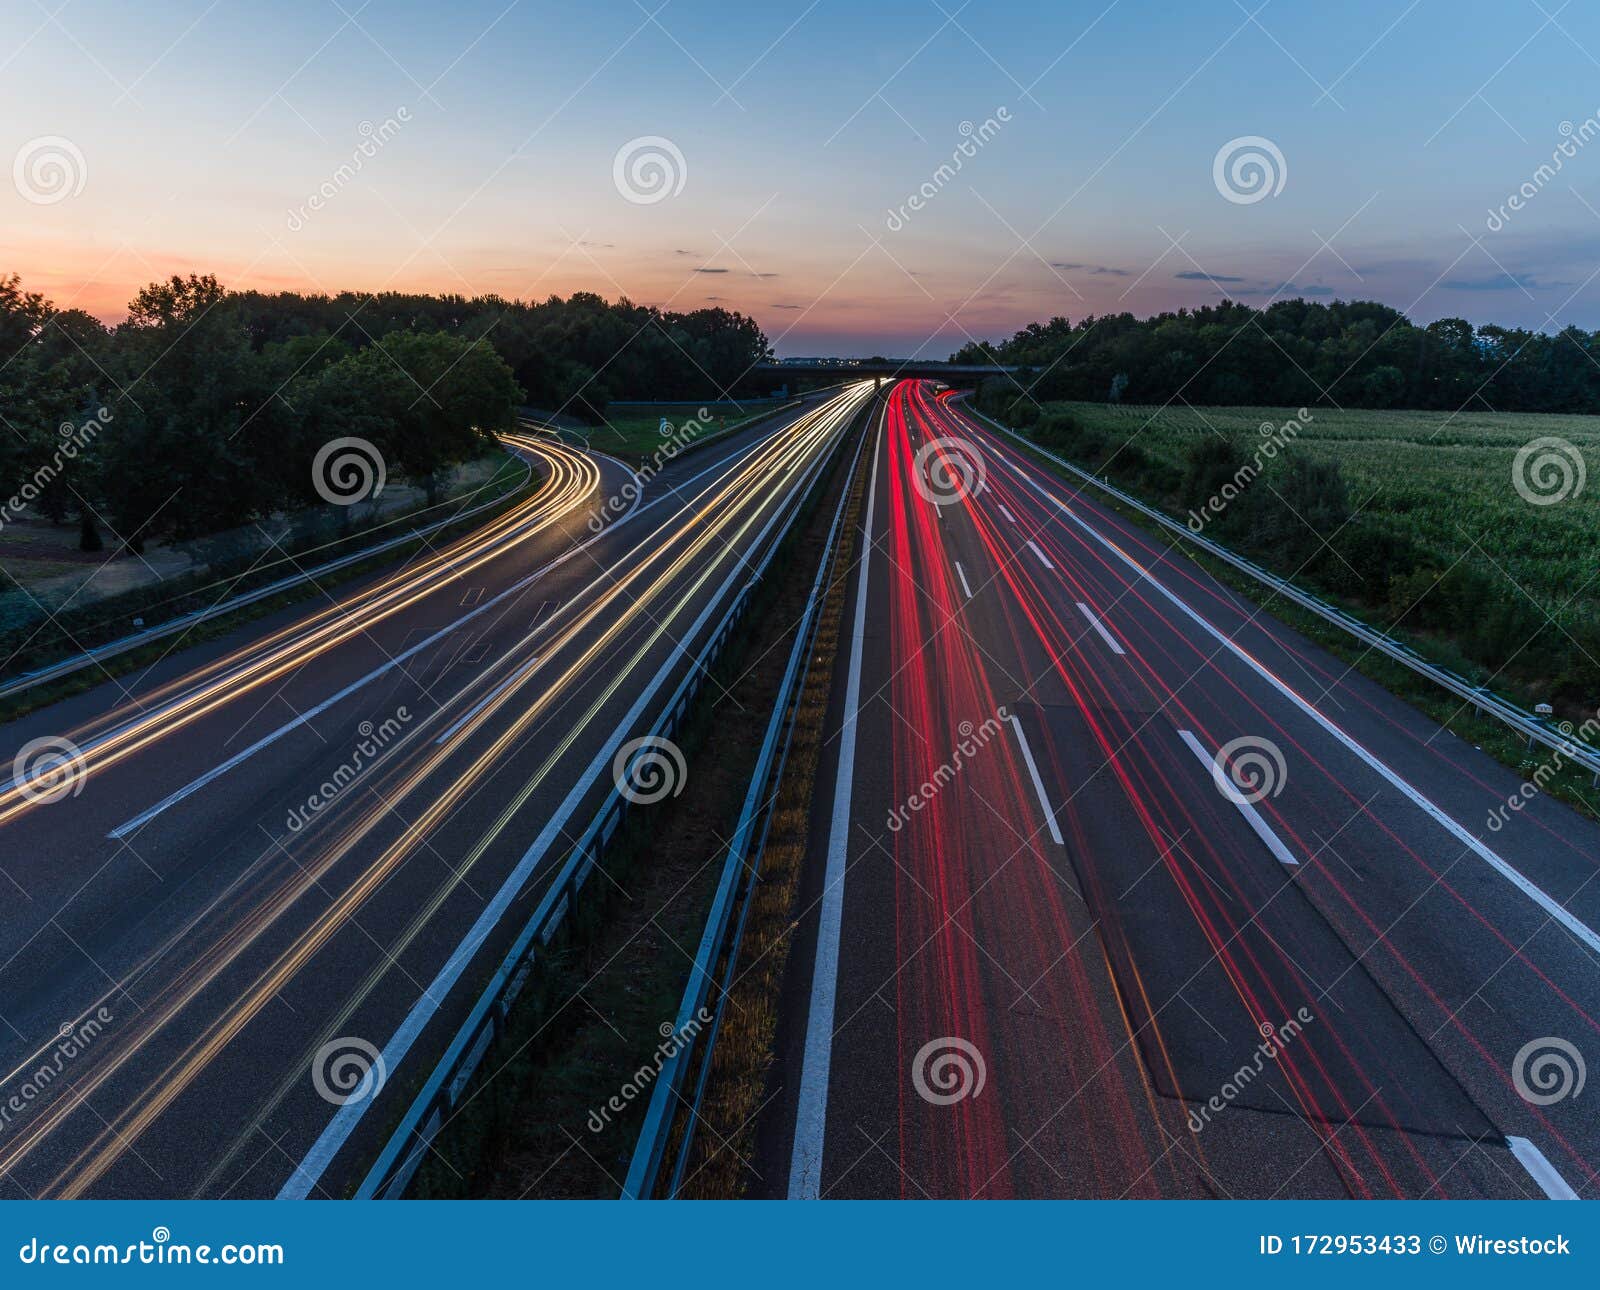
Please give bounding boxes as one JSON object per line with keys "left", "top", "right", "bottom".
{"left": 678, "top": 431, "right": 872, "bottom": 1198}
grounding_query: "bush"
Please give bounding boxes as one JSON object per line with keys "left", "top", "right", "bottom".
{"left": 1179, "top": 436, "right": 1246, "bottom": 516}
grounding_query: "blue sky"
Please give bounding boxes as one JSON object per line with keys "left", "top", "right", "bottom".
{"left": 5, "top": 0, "right": 1600, "bottom": 354}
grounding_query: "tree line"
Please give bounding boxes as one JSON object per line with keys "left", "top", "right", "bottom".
{"left": 0, "top": 274, "right": 773, "bottom": 557}
{"left": 954, "top": 298, "right": 1600, "bottom": 412}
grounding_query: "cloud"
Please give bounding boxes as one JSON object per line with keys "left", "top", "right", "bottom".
{"left": 754, "top": 271, "right": 780, "bottom": 278}
{"left": 1441, "top": 271, "right": 1563, "bottom": 291}
{"left": 692, "top": 267, "right": 730, "bottom": 274}
{"left": 771, "top": 303, "right": 804, "bottom": 310}
{"left": 1175, "top": 270, "right": 1245, "bottom": 283}
{"left": 1052, "top": 262, "right": 1131, "bottom": 277}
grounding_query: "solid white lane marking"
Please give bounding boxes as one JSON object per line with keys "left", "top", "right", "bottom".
{"left": 108, "top": 632, "right": 457, "bottom": 841}
{"left": 1026, "top": 539, "right": 1054, "bottom": 570}
{"left": 104, "top": 431, "right": 800, "bottom": 840}
{"left": 278, "top": 392, "right": 866, "bottom": 1201}
{"left": 1075, "top": 601, "right": 1125, "bottom": 655}
{"left": 1177, "top": 729, "right": 1299, "bottom": 867}
{"left": 955, "top": 561, "right": 973, "bottom": 600}
{"left": 1507, "top": 1135, "right": 1580, "bottom": 1199}
{"left": 434, "top": 654, "right": 540, "bottom": 745}
{"left": 998, "top": 502, "right": 1016, "bottom": 523}
{"left": 788, "top": 423, "right": 884, "bottom": 1201}
{"left": 1007, "top": 712, "right": 1064, "bottom": 845}
{"left": 999, "top": 450, "right": 1600, "bottom": 959}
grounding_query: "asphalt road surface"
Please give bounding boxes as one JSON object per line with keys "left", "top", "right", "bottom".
{"left": 766, "top": 379, "right": 1599, "bottom": 1200}
{"left": 0, "top": 382, "right": 874, "bottom": 1198}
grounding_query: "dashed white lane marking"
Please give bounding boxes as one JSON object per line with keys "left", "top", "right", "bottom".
{"left": 1507, "top": 1135, "right": 1580, "bottom": 1199}
{"left": 1007, "top": 712, "right": 1064, "bottom": 845}
{"left": 955, "top": 561, "right": 974, "bottom": 600}
{"left": 998, "top": 502, "right": 1017, "bottom": 523}
{"left": 1177, "top": 729, "right": 1299, "bottom": 867}
{"left": 434, "top": 654, "right": 541, "bottom": 745}
{"left": 279, "top": 395, "right": 863, "bottom": 1201}
{"left": 103, "top": 443, "right": 767, "bottom": 840}
{"left": 1075, "top": 601, "right": 1125, "bottom": 655}
{"left": 1000, "top": 450, "right": 1600, "bottom": 960}
{"left": 1026, "top": 539, "right": 1055, "bottom": 570}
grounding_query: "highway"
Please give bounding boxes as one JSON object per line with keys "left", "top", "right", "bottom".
{"left": 767, "top": 379, "right": 1600, "bottom": 1200}
{"left": 0, "top": 381, "right": 874, "bottom": 1198}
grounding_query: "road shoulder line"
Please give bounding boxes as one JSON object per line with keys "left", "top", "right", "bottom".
{"left": 786, "top": 416, "right": 884, "bottom": 1200}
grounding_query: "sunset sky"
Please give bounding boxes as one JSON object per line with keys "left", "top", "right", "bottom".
{"left": 6, "top": 0, "right": 1600, "bottom": 355}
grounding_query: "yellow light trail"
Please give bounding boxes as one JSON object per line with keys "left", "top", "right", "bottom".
{"left": 0, "top": 439, "right": 598, "bottom": 830}
{"left": 0, "top": 385, "right": 875, "bottom": 1197}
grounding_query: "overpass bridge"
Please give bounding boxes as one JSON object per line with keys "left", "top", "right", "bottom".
{"left": 754, "top": 359, "right": 1021, "bottom": 385}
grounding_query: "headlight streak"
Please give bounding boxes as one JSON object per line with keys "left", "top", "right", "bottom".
{"left": 0, "top": 440, "right": 601, "bottom": 829}
{"left": 1, "top": 384, "right": 877, "bottom": 1197}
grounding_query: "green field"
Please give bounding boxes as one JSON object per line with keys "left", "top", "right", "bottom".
{"left": 1098, "top": 403, "right": 1599, "bottom": 609}
{"left": 1011, "top": 401, "right": 1600, "bottom": 715}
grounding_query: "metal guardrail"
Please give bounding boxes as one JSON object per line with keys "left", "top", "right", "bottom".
{"left": 964, "top": 402, "right": 1600, "bottom": 784}
{"left": 0, "top": 453, "right": 536, "bottom": 701}
{"left": 353, "top": 393, "right": 872, "bottom": 1200}
{"left": 621, "top": 394, "right": 877, "bottom": 1200}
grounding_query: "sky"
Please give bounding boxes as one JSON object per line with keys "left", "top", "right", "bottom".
{"left": 5, "top": 0, "right": 1600, "bottom": 356}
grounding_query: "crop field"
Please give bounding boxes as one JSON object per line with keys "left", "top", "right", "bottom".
{"left": 1077, "top": 402, "right": 1600, "bottom": 624}
{"left": 986, "top": 397, "right": 1600, "bottom": 730}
